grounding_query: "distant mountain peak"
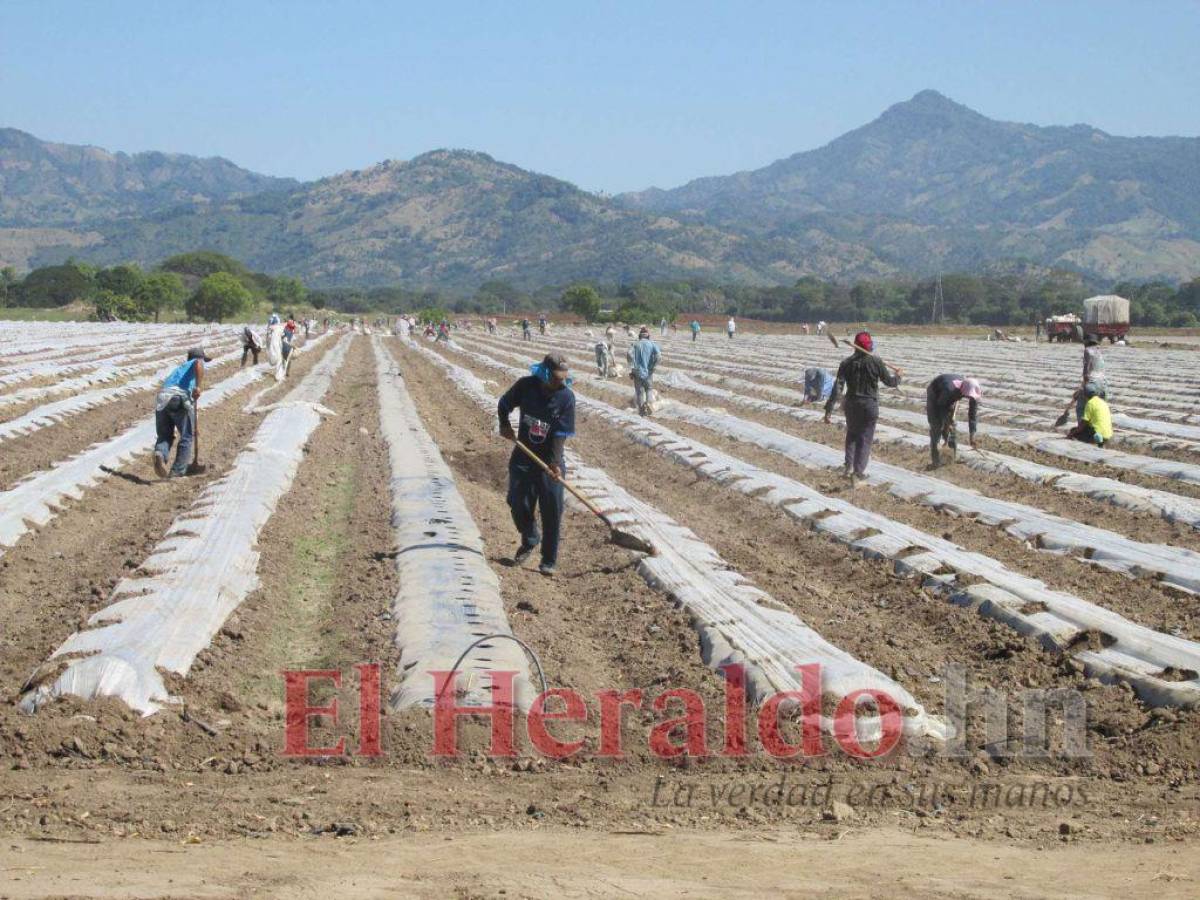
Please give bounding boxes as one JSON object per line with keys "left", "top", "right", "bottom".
{"left": 876, "top": 89, "right": 985, "bottom": 126}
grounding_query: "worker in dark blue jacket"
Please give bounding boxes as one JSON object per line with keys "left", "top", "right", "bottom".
{"left": 498, "top": 354, "right": 576, "bottom": 576}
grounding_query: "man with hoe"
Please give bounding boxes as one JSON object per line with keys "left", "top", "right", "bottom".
{"left": 498, "top": 353, "right": 577, "bottom": 577}
{"left": 153, "top": 347, "right": 210, "bottom": 479}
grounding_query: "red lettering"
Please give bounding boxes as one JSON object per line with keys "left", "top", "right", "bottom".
{"left": 649, "top": 689, "right": 709, "bottom": 758}
{"left": 832, "top": 689, "right": 903, "bottom": 759}
{"left": 756, "top": 663, "right": 824, "bottom": 758}
{"left": 431, "top": 670, "right": 517, "bottom": 757}
{"left": 355, "top": 663, "right": 382, "bottom": 757}
{"left": 527, "top": 688, "right": 587, "bottom": 759}
{"left": 596, "top": 689, "right": 643, "bottom": 758}
{"left": 720, "top": 663, "right": 748, "bottom": 757}
{"left": 282, "top": 669, "right": 346, "bottom": 757}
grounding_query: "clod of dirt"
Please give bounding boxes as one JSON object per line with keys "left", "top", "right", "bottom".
{"left": 823, "top": 801, "right": 857, "bottom": 823}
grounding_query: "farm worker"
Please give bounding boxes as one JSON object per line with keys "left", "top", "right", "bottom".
{"left": 266, "top": 321, "right": 286, "bottom": 381}
{"left": 627, "top": 326, "right": 662, "bottom": 416}
{"left": 498, "top": 353, "right": 576, "bottom": 577}
{"left": 660, "top": 317, "right": 668, "bottom": 336}
{"left": 594, "top": 340, "right": 616, "bottom": 378}
{"left": 153, "top": 347, "right": 209, "bottom": 478}
{"left": 487, "top": 317, "right": 497, "bottom": 334}
{"left": 605, "top": 324, "right": 616, "bottom": 344}
{"left": 268, "top": 311, "right": 280, "bottom": 327}
{"left": 240, "top": 325, "right": 262, "bottom": 367}
{"left": 538, "top": 313, "right": 547, "bottom": 335}
{"left": 802, "top": 367, "right": 835, "bottom": 404}
{"left": 284, "top": 314, "right": 297, "bottom": 341}
{"left": 436, "top": 321, "right": 451, "bottom": 342}
{"left": 816, "top": 320, "right": 826, "bottom": 336}
{"left": 690, "top": 320, "right": 701, "bottom": 342}
{"left": 1076, "top": 339, "right": 1108, "bottom": 423}
{"left": 727, "top": 317, "right": 736, "bottom": 339}
{"left": 824, "top": 331, "right": 901, "bottom": 485}
{"left": 521, "top": 318, "right": 532, "bottom": 341}
{"left": 1068, "top": 384, "right": 1113, "bottom": 447}
{"left": 925, "top": 375, "right": 982, "bottom": 467}
{"left": 303, "top": 318, "right": 311, "bottom": 339}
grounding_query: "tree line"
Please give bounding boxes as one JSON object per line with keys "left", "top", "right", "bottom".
{"left": 0, "top": 251, "right": 307, "bottom": 323}
{"left": 4, "top": 252, "right": 1197, "bottom": 327}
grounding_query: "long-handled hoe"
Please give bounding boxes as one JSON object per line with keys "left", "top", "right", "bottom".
{"left": 510, "top": 438, "right": 656, "bottom": 556}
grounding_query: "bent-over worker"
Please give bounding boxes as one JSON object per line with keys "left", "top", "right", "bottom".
{"left": 241, "top": 325, "right": 261, "bottom": 367}
{"left": 925, "top": 375, "right": 982, "bottom": 467}
{"left": 498, "top": 354, "right": 576, "bottom": 577}
{"left": 803, "top": 367, "right": 835, "bottom": 404}
{"left": 153, "top": 347, "right": 209, "bottom": 478}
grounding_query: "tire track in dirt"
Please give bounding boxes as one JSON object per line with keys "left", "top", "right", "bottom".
{"left": 0, "top": 337, "right": 342, "bottom": 706}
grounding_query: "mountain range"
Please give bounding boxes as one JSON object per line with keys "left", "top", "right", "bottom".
{"left": 2, "top": 91, "right": 1197, "bottom": 289}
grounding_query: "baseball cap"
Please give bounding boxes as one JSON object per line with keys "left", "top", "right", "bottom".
{"left": 187, "top": 347, "right": 213, "bottom": 362}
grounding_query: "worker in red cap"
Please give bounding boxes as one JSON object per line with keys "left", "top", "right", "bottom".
{"left": 926, "top": 375, "right": 982, "bottom": 467}
{"left": 823, "top": 331, "right": 902, "bottom": 486}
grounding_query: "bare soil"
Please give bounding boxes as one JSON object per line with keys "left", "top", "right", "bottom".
{"left": 0, "top": 330, "right": 1197, "bottom": 899}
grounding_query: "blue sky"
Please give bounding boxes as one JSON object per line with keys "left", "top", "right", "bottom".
{"left": 2, "top": 1, "right": 1197, "bottom": 193}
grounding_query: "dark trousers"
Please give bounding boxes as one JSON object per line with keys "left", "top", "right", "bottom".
{"left": 241, "top": 345, "right": 259, "bottom": 367}
{"left": 843, "top": 396, "right": 878, "bottom": 476}
{"left": 1068, "top": 422, "right": 1104, "bottom": 447}
{"left": 155, "top": 400, "right": 194, "bottom": 475}
{"left": 507, "top": 454, "right": 565, "bottom": 566}
{"left": 926, "top": 395, "right": 958, "bottom": 466}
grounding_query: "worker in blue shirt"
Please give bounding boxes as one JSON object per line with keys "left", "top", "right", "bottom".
{"left": 498, "top": 353, "right": 576, "bottom": 576}
{"left": 802, "top": 367, "right": 835, "bottom": 404}
{"left": 154, "top": 347, "right": 210, "bottom": 478}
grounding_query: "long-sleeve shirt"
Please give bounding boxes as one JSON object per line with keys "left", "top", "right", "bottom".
{"left": 1083, "top": 346, "right": 1105, "bottom": 384}
{"left": 927, "top": 373, "right": 979, "bottom": 436}
{"left": 825, "top": 352, "right": 900, "bottom": 415}
{"left": 803, "top": 367, "right": 835, "bottom": 402}
{"left": 498, "top": 375, "right": 576, "bottom": 467}
{"left": 627, "top": 338, "right": 661, "bottom": 380}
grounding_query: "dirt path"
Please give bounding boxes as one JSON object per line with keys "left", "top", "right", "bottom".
{"left": 3, "top": 827, "right": 1199, "bottom": 899}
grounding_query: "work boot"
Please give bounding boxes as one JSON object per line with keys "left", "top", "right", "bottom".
{"left": 513, "top": 543, "right": 537, "bottom": 566}
{"left": 538, "top": 562, "right": 556, "bottom": 578}
{"left": 153, "top": 452, "right": 169, "bottom": 478}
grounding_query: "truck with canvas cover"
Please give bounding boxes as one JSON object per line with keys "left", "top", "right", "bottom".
{"left": 1083, "top": 294, "right": 1130, "bottom": 343}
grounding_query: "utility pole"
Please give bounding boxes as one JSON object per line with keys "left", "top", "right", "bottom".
{"left": 931, "top": 275, "right": 944, "bottom": 325}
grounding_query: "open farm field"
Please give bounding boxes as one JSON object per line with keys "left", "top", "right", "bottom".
{"left": 1, "top": 320, "right": 1198, "bottom": 897}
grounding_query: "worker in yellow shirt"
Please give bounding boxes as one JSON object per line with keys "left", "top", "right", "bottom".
{"left": 1067, "top": 383, "right": 1113, "bottom": 447}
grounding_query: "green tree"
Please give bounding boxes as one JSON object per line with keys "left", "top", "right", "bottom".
{"left": 560, "top": 284, "right": 602, "bottom": 322}
{"left": 13, "top": 262, "right": 94, "bottom": 307}
{"left": 93, "top": 289, "right": 141, "bottom": 321}
{"left": 160, "top": 251, "right": 247, "bottom": 279}
{"left": 0, "top": 266, "right": 16, "bottom": 307}
{"left": 136, "top": 271, "right": 186, "bottom": 322}
{"left": 96, "top": 263, "right": 145, "bottom": 298}
{"left": 267, "top": 275, "right": 307, "bottom": 311}
{"left": 186, "top": 272, "right": 252, "bottom": 323}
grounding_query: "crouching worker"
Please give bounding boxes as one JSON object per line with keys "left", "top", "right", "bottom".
{"left": 498, "top": 354, "right": 576, "bottom": 577}
{"left": 154, "top": 347, "right": 209, "bottom": 478}
{"left": 1068, "top": 384, "right": 1113, "bottom": 447}
{"left": 802, "top": 367, "right": 835, "bottom": 404}
{"left": 925, "top": 375, "right": 982, "bottom": 467}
